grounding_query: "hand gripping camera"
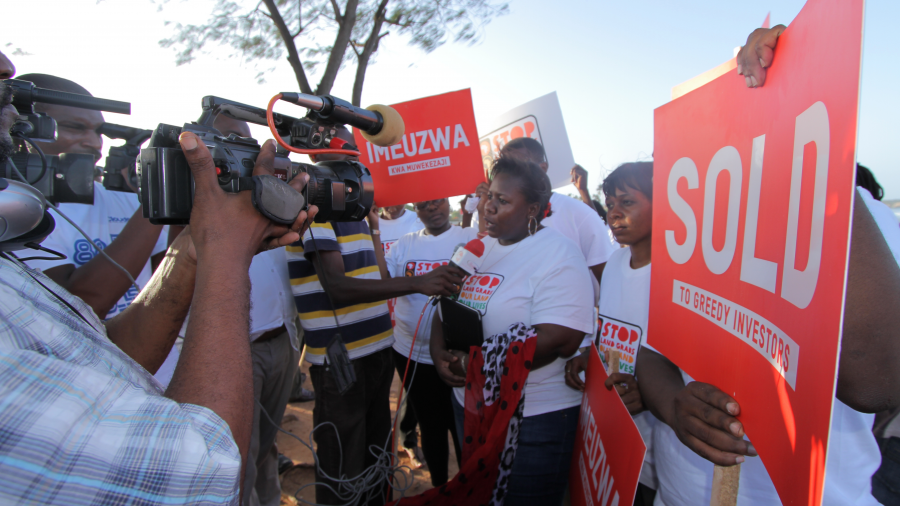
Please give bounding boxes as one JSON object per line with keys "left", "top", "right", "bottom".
{"left": 138, "top": 94, "right": 404, "bottom": 226}
{"left": 2, "top": 78, "right": 131, "bottom": 204}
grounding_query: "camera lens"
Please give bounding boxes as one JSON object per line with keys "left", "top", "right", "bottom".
{"left": 298, "top": 160, "right": 373, "bottom": 222}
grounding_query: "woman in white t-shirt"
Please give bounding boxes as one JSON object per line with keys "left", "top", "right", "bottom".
{"left": 564, "top": 162, "right": 660, "bottom": 505}
{"left": 431, "top": 156, "right": 595, "bottom": 506}
{"left": 384, "top": 198, "right": 477, "bottom": 487}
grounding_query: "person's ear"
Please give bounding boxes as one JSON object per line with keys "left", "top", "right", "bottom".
{"left": 527, "top": 202, "right": 540, "bottom": 219}
{"left": 540, "top": 162, "right": 549, "bottom": 173}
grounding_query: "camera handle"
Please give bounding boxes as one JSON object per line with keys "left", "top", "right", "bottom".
{"left": 238, "top": 175, "right": 306, "bottom": 226}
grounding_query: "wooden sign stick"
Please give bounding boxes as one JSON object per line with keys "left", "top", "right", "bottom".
{"left": 604, "top": 349, "right": 621, "bottom": 374}
{"left": 710, "top": 464, "right": 740, "bottom": 506}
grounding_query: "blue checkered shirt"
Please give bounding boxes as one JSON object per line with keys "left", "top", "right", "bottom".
{"left": 0, "top": 255, "right": 241, "bottom": 505}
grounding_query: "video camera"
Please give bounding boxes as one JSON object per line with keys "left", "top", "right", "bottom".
{"left": 1, "top": 78, "right": 131, "bottom": 204}
{"left": 138, "top": 93, "right": 403, "bottom": 226}
{"left": 99, "top": 123, "right": 152, "bottom": 193}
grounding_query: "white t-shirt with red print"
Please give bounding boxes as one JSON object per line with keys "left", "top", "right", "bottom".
{"left": 595, "top": 246, "right": 660, "bottom": 489}
{"left": 448, "top": 227, "right": 595, "bottom": 417}
{"left": 386, "top": 226, "right": 478, "bottom": 365}
{"left": 379, "top": 209, "right": 424, "bottom": 255}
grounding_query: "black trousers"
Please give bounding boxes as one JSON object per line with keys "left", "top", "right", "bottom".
{"left": 393, "top": 349, "right": 461, "bottom": 486}
{"left": 310, "top": 347, "right": 393, "bottom": 506}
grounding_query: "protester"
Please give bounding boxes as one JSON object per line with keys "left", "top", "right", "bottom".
{"left": 564, "top": 161, "right": 658, "bottom": 506}
{"left": 431, "top": 155, "right": 594, "bottom": 506}
{"left": 287, "top": 126, "right": 465, "bottom": 506}
{"left": 376, "top": 202, "right": 426, "bottom": 466}
{"left": 378, "top": 203, "right": 424, "bottom": 254}
{"left": 0, "top": 58, "right": 317, "bottom": 502}
{"left": 383, "top": 197, "right": 474, "bottom": 486}
{"left": 20, "top": 75, "right": 169, "bottom": 323}
{"left": 487, "top": 138, "right": 614, "bottom": 301}
{"left": 629, "top": 26, "right": 900, "bottom": 506}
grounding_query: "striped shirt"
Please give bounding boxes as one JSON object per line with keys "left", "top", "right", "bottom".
{"left": 0, "top": 255, "right": 241, "bottom": 505}
{"left": 287, "top": 221, "right": 393, "bottom": 365}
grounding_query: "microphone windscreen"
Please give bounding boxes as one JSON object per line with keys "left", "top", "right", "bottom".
{"left": 464, "top": 239, "right": 485, "bottom": 257}
{"left": 360, "top": 104, "right": 405, "bottom": 147}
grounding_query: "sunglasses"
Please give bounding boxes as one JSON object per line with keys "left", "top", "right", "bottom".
{"left": 414, "top": 199, "right": 447, "bottom": 210}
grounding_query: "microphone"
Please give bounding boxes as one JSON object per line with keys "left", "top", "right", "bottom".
{"left": 450, "top": 239, "right": 485, "bottom": 276}
{"left": 6, "top": 79, "right": 131, "bottom": 115}
{"left": 279, "top": 92, "right": 404, "bottom": 147}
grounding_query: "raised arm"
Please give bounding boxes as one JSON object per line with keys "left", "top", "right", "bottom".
{"left": 43, "top": 210, "right": 163, "bottom": 319}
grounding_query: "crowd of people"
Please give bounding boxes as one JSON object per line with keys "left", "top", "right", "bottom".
{"left": 1, "top": 21, "right": 899, "bottom": 506}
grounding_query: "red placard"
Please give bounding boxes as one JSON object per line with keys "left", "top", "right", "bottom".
{"left": 353, "top": 89, "right": 484, "bottom": 207}
{"left": 649, "top": 0, "right": 863, "bottom": 504}
{"left": 569, "top": 345, "right": 646, "bottom": 506}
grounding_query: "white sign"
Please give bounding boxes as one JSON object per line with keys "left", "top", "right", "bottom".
{"left": 479, "top": 92, "right": 576, "bottom": 189}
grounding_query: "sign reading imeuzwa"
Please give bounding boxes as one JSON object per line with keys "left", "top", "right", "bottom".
{"left": 478, "top": 92, "right": 575, "bottom": 189}
{"left": 569, "top": 345, "right": 645, "bottom": 506}
{"left": 649, "top": 0, "right": 863, "bottom": 504}
{"left": 353, "top": 89, "right": 483, "bottom": 207}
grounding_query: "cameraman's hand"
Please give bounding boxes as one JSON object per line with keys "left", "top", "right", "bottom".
{"left": 180, "top": 134, "right": 315, "bottom": 262}
{"left": 737, "top": 24, "right": 786, "bottom": 88}
{"left": 413, "top": 264, "right": 467, "bottom": 296}
{"left": 670, "top": 382, "right": 757, "bottom": 466}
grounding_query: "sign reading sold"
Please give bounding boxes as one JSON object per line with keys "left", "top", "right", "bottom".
{"left": 648, "top": 0, "right": 863, "bottom": 504}
{"left": 352, "top": 89, "right": 484, "bottom": 207}
{"left": 569, "top": 345, "right": 645, "bottom": 506}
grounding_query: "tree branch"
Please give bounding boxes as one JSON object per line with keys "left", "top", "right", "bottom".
{"left": 330, "top": 0, "right": 342, "bottom": 20}
{"left": 351, "top": 0, "right": 390, "bottom": 106}
{"left": 315, "top": 0, "right": 359, "bottom": 95}
{"left": 261, "top": 0, "right": 313, "bottom": 93}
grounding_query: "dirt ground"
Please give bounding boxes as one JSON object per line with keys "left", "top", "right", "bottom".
{"left": 277, "top": 360, "right": 459, "bottom": 505}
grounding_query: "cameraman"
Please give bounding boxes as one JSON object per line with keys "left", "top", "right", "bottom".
{"left": 1, "top": 67, "right": 318, "bottom": 503}
{"left": 287, "top": 126, "right": 465, "bottom": 506}
{"left": 19, "top": 74, "right": 169, "bottom": 322}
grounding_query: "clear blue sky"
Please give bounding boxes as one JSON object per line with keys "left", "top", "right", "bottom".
{"left": 6, "top": 0, "right": 899, "bottom": 198}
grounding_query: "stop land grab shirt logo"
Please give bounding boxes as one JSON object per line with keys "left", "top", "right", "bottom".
{"left": 458, "top": 272, "right": 504, "bottom": 315}
{"left": 404, "top": 259, "right": 450, "bottom": 277}
{"left": 595, "top": 315, "right": 643, "bottom": 375}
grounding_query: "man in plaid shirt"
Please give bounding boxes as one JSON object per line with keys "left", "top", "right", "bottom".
{"left": 0, "top": 60, "right": 317, "bottom": 505}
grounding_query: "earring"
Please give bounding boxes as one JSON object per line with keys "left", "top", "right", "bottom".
{"left": 528, "top": 216, "right": 538, "bottom": 236}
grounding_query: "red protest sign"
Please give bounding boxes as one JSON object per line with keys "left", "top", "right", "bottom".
{"left": 649, "top": 0, "right": 863, "bottom": 504}
{"left": 569, "top": 345, "right": 645, "bottom": 506}
{"left": 353, "top": 89, "right": 484, "bottom": 207}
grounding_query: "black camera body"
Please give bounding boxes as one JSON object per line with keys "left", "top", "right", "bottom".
{"left": 99, "top": 123, "right": 152, "bottom": 193}
{"left": 3, "top": 151, "right": 95, "bottom": 204}
{"left": 138, "top": 96, "right": 374, "bottom": 226}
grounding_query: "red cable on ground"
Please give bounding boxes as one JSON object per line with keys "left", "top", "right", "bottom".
{"left": 266, "top": 94, "right": 363, "bottom": 157}
{"left": 388, "top": 299, "right": 433, "bottom": 503}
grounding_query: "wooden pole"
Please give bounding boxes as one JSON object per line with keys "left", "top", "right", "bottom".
{"left": 710, "top": 463, "right": 741, "bottom": 506}
{"left": 605, "top": 349, "right": 621, "bottom": 374}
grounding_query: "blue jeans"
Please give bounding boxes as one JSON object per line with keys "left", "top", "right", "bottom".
{"left": 505, "top": 405, "right": 580, "bottom": 506}
{"left": 451, "top": 393, "right": 465, "bottom": 447}
{"left": 452, "top": 396, "right": 580, "bottom": 506}
{"left": 874, "top": 436, "right": 900, "bottom": 505}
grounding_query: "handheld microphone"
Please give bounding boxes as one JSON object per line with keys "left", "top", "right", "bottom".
{"left": 450, "top": 239, "right": 485, "bottom": 276}
{"left": 279, "top": 92, "right": 404, "bottom": 147}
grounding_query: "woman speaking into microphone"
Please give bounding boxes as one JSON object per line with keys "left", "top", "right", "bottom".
{"left": 429, "top": 154, "right": 595, "bottom": 506}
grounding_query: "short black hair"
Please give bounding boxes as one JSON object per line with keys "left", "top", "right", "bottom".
{"left": 501, "top": 137, "right": 546, "bottom": 164}
{"left": 602, "top": 161, "right": 653, "bottom": 201}
{"left": 490, "top": 154, "right": 553, "bottom": 222}
{"left": 856, "top": 163, "right": 883, "bottom": 201}
{"left": 15, "top": 73, "right": 92, "bottom": 96}
{"left": 592, "top": 199, "right": 608, "bottom": 224}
